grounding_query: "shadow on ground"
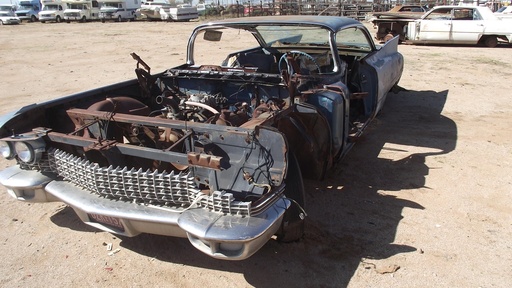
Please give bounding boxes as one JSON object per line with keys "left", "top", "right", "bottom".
{"left": 50, "top": 88, "right": 457, "bottom": 287}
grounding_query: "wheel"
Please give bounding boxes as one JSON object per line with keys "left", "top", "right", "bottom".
{"left": 117, "top": 15, "right": 122, "bottom": 22}
{"left": 40, "top": 20, "right": 46, "bottom": 23}
{"left": 101, "top": 19, "right": 105, "bottom": 23}
{"left": 30, "top": 15, "right": 36, "bottom": 22}
{"left": 0, "top": 20, "right": 3, "bottom": 25}
{"left": 56, "top": 16, "right": 61, "bottom": 23}
{"left": 483, "top": 36, "right": 498, "bottom": 48}
{"left": 276, "top": 153, "right": 306, "bottom": 242}
{"left": 278, "top": 50, "right": 321, "bottom": 75}
{"left": 80, "top": 16, "right": 86, "bottom": 23}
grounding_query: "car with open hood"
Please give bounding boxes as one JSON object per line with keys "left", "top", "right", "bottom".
{"left": 0, "top": 16, "right": 403, "bottom": 260}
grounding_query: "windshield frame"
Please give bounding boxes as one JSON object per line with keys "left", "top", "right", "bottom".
{"left": 187, "top": 22, "right": 376, "bottom": 75}
{"left": 187, "top": 23, "right": 352, "bottom": 74}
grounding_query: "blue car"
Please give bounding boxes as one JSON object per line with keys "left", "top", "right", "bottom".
{"left": 0, "top": 16, "right": 403, "bottom": 260}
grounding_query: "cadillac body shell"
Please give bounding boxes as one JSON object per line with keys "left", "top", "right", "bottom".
{"left": 0, "top": 16, "right": 403, "bottom": 260}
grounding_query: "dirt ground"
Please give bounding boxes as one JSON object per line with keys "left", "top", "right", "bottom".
{"left": 0, "top": 20, "right": 511, "bottom": 288}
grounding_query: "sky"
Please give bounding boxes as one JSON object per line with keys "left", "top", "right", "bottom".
{"left": 0, "top": 0, "right": 23, "bottom": 6}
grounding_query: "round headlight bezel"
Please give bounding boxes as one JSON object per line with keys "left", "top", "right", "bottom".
{"left": 0, "top": 140, "right": 15, "bottom": 159}
{"left": 14, "top": 141, "right": 35, "bottom": 163}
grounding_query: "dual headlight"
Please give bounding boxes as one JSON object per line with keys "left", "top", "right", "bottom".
{"left": 0, "top": 138, "right": 46, "bottom": 163}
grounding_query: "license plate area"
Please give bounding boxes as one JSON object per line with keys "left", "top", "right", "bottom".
{"left": 88, "top": 213, "right": 125, "bottom": 232}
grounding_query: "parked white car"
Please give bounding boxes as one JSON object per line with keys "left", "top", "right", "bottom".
{"left": 494, "top": 5, "right": 512, "bottom": 19}
{"left": 160, "top": 4, "right": 197, "bottom": 22}
{"left": 406, "top": 5, "right": 512, "bottom": 47}
{"left": 137, "top": 0, "right": 170, "bottom": 20}
{"left": 495, "top": 6, "right": 512, "bottom": 14}
{"left": 0, "top": 4, "right": 21, "bottom": 25}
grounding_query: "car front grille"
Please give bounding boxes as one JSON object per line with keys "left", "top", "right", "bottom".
{"left": 64, "top": 12, "right": 80, "bottom": 17}
{"left": 46, "top": 149, "right": 251, "bottom": 216}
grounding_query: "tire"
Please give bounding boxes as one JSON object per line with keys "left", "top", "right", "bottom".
{"left": 101, "top": 19, "right": 105, "bottom": 23}
{"left": 40, "top": 20, "right": 46, "bottom": 23}
{"left": 80, "top": 16, "right": 86, "bottom": 23}
{"left": 117, "top": 15, "right": 122, "bottom": 22}
{"left": 0, "top": 20, "right": 3, "bottom": 25}
{"left": 276, "top": 153, "right": 306, "bottom": 242}
{"left": 56, "top": 16, "right": 61, "bottom": 23}
{"left": 30, "top": 15, "right": 36, "bottom": 22}
{"left": 483, "top": 36, "right": 498, "bottom": 48}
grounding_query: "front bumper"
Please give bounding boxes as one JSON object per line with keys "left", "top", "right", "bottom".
{"left": 99, "top": 13, "right": 115, "bottom": 20}
{"left": 1, "top": 18, "right": 21, "bottom": 24}
{"left": 39, "top": 15, "right": 57, "bottom": 22}
{"left": 64, "top": 17, "right": 82, "bottom": 21}
{"left": 0, "top": 165, "right": 289, "bottom": 260}
{"left": 15, "top": 14, "right": 28, "bottom": 20}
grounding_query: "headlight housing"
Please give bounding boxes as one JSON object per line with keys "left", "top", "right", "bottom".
{"left": 1, "top": 128, "right": 49, "bottom": 163}
{"left": 0, "top": 140, "right": 15, "bottom": 159}
{"left": 14, "top": 142, "right": 34, "bottom": 163}
{"left": 14, "top": 138, "right": 46, "bottom": 163}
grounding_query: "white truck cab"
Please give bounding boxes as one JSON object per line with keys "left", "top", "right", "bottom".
{"left": 39, "top": 0, "right": 68, "bottom": 23}
{"left": 99, "top": 0, "right": 141, "bottom": 22}
{"left": 15, "top": 0, "right": 42, "bottom": 22}
{"left": 63, "top": 0, "right": 99, "bottom": 22}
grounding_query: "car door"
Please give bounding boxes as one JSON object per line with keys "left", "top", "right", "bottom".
{"left": 450, "top": 7, "right": 485, "bottom": 44}
{"left": 362, "top": 35, "right": 403, "bottom": 114}
{"left": 417, "top": 7, "right": 453, "bottom": 42}
{"left": 335, "top": 27, "right": 403, "bottom": 116}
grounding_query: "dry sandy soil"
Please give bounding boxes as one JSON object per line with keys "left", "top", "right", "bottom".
{"left": 0, "top": 19, "right": 511, "bottom": 288}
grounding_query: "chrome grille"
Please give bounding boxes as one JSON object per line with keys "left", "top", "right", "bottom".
{"left": 47, "top": 149, "right": 251, "bottom": 216}
{"left": 19, "top": 153, "right": 53, "bottom": 172}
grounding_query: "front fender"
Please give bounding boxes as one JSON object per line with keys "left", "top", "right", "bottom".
{"left": 274, "top": 103, "right": 332, "bottom": 180}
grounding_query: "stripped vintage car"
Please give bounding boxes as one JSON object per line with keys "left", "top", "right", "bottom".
{"left": 406, "top": 6, "right": 512, "bottom": 47}
{"left": 0, "top": 16, "right": 403, "bottom": 260}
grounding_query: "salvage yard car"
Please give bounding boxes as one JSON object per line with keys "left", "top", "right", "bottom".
{"left": 406, "top": 5, "right": 512, "bottom": 47}
{"left": 0, "top": 4, "right": 21, "bottom": 25}
{"left": 0, "top": 16, "right": 403, "bottom": 260}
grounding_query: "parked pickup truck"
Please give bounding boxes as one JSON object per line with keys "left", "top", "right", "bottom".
{"left": 406, "top": 5, "right": 512, "bottom": 47}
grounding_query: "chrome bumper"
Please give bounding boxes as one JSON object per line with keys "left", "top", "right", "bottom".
{"left": 0, "top": 165, "right": 289, "bottom": 260}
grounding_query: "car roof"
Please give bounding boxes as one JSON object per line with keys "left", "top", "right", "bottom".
{"left": 198, "top": 16, "right": 363, "bottom": 32}
{"left": 430, "top": 5, "right": 484, "bottom": 9}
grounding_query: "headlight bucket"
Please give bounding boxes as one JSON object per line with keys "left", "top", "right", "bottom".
{"left": 0, "top": 128, "right": 50, "bottom": 163}
{"left": 14, "top": 142, "right": 34, "bottom": 163}
{"left": 0, "top": 140, "right": 15, "bottom": 159}
{"left": 13, "top": 138, "right": 46, "bottom": 163}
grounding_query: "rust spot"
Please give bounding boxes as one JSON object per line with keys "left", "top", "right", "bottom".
{"left": 187, "top": 152, "right": 222, "bottom": 170}
{"left": 87, "top": 139, "right": 117, "bottom": 151}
